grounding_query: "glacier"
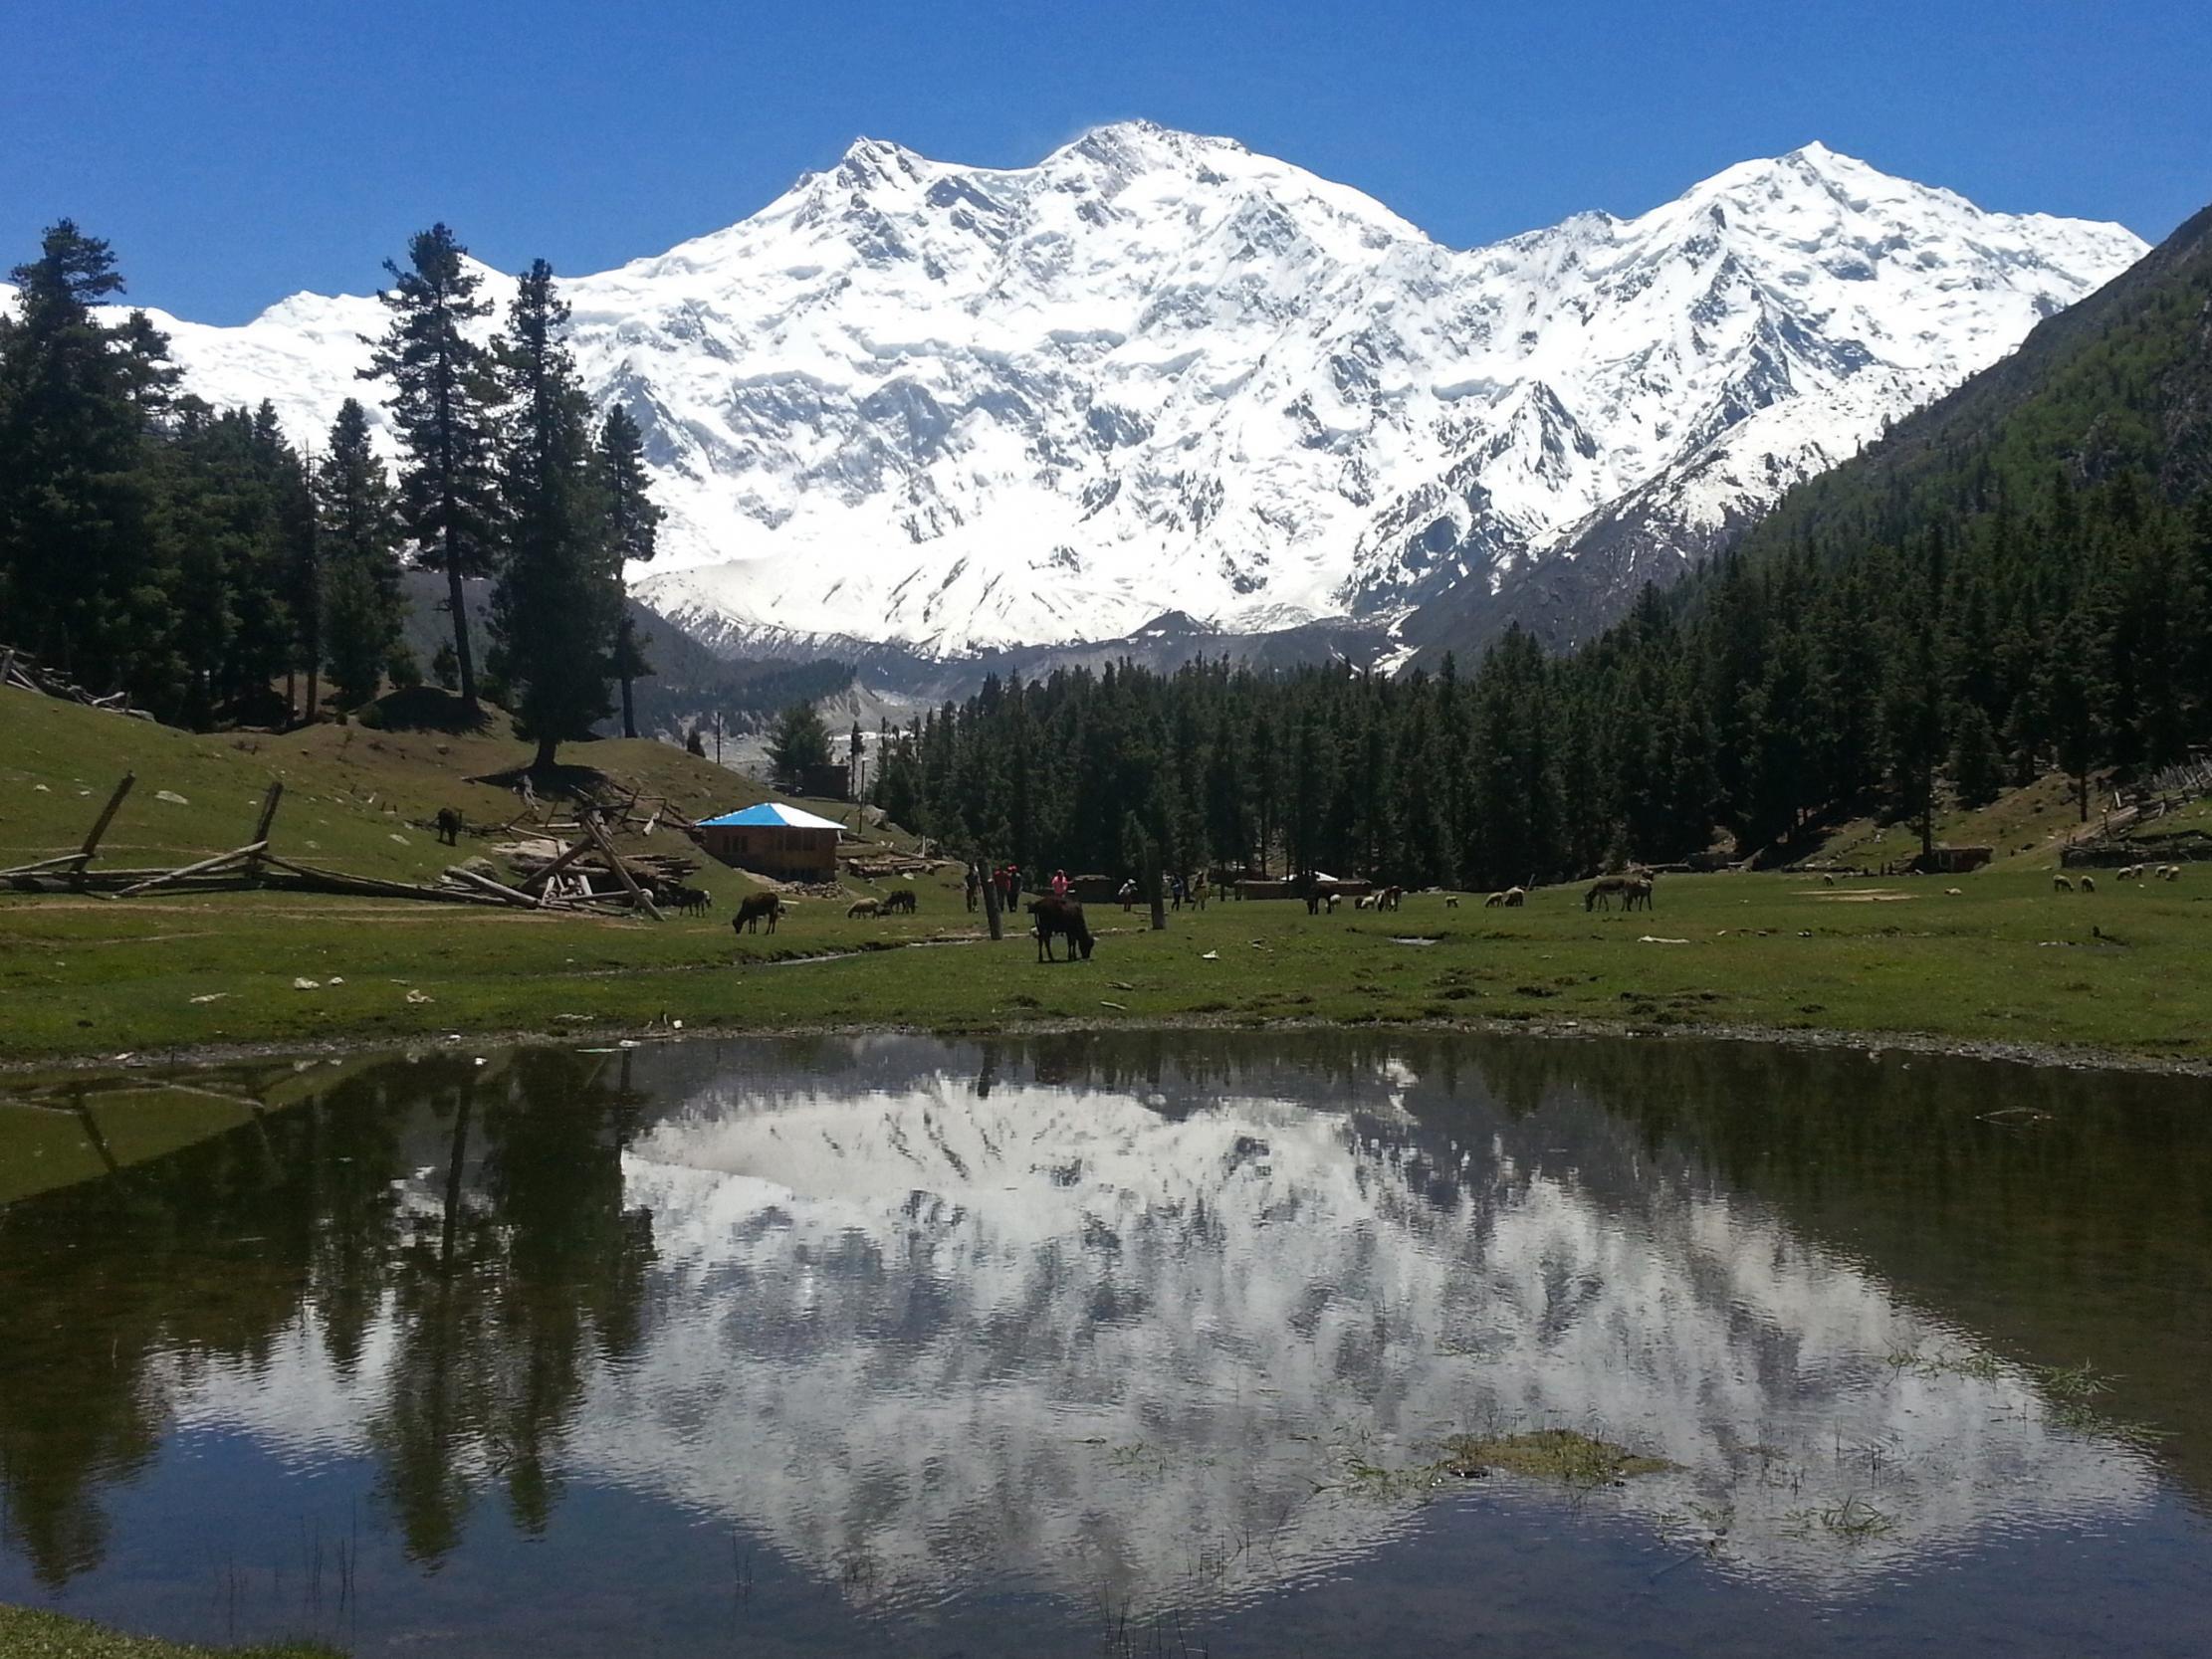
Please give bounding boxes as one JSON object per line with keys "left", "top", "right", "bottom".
{"left": 32, "top": 122, "right": 2145, "bottom": 658}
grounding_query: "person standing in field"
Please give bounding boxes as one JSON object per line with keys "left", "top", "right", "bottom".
{"left": 1051, "top": 869, "right": 1070, "bottom": 900}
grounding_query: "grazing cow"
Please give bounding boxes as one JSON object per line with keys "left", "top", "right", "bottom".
{"left": 1585, "top": 874, "right": 1632, "bottom": 912}
{"left": 2053, "top": 875, "right": 2073, "bottom": 893}
{"left": 665, "top": 884, "right": 712, "bottom": 917}
{"left": 881, "top": 888, "right": 917, "bottom": 915}
{"left": 434, "top": 807, "right": 463, "bottom": 846}
{"left": 732, "top": 893, "right": 782, "bottom": 934}
{"left": 847, "top": 898, "right": 881, "bottom": 919}
{"left": 1027, "top": 896, "right": 1095, "bottom": 962}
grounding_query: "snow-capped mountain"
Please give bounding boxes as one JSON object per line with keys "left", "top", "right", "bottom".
{"left": 88, "top": 123, "right": 2144, "bottom": 658}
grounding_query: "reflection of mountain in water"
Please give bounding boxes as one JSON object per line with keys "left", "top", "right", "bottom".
{"left": 554, "top": 1057, "right": 2151, "bottom": 1604}
{"left": 7, "top": 1034, "right": 2188, "bottom": 1621}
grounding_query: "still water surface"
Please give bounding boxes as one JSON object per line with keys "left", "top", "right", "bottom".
{"left": 2, "top": 1032, "right": 2210, "bottom": 1655}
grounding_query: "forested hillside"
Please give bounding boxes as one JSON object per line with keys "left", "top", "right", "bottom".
{"left": 0, "top": 221, "right": 660, "bottom": 767}
{"left": 871, "top": 197, "right": 2212, "bottom": 888}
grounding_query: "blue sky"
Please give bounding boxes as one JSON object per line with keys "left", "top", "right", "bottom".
{"left": 5, "top": 0, "right": 2207, "bottom": 323}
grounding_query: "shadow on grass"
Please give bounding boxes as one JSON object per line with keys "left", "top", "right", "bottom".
{"left": 359, "top": 686, "right": 498, "bottom": 735}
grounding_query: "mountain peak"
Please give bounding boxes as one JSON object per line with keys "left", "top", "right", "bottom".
{"left": 129, "top": 129, "right": 2150, "bottom": 660}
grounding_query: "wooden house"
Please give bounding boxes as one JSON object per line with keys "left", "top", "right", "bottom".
{"left": 696, "top": 802, "right": 842, "bottom": 882}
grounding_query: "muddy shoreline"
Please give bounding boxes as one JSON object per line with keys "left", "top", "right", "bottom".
{"left": 8, "top": 1007, "right": 2209, "bottom": 1084}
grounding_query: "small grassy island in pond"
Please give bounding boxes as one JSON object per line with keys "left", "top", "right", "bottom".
{"left": 1438, "top": 1429, "right": 1677, "bottom": 1486}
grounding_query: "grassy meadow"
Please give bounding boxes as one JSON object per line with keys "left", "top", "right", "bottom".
{"left": 4, "top": 685, "right": 2211, "bottom": 1070}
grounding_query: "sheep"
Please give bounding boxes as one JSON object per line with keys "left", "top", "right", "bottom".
{"left": 1821, "top": 873, "right": 1836, "bottom": 887}
{"left": 1484, "top": 892, "right": 1506, "bottom": 909}
{"left": 847, "top": 898, "right": 881, "bottom": 919}
{"left": 1324, "top": 892, "right": 1342, "bottom": 914}
{"left": 1945, "top": 887, "right": 1963, "bottom": 896}
{"left": 2053, "top": 875, "right": 2073, "bottom": 892}
{"left": 1503, "top": 886, "right": 1526, "bottom": 908}
{"left": 2080, "top": 875, "right": 2097, "bottom": 893}
{"left": 1444, "top": 895, "right": 1460, "bottom": 909}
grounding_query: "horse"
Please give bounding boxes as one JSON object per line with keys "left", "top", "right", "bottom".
{"left": 732, "top": 893, "right": 782, "bottom": 933}
{"left": 1027, "top": 896, "right": 1095, "bottom": 962}
{"left": 1585, "top": 874, "right": 1632, "bottom": 912}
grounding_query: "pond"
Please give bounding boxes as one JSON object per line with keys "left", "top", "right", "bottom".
{"left": 3, "top": 1031, "right": 2210, "bottom": 1656}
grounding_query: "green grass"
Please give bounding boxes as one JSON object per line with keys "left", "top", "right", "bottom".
{"left": 5, "top": 689, "right": 2210, "bottom": 1069}
{"left": 0, "top": 1605, "right": 337, "bottom": 1659}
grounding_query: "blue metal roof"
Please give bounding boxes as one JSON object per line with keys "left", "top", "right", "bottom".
{"left": 697, "top": 802, "right": 845, "bottom": 831}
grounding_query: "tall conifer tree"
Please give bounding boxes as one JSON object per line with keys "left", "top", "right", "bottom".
{"left": 315, "top": 398, "right": 405, "bottom": 710}
{"left": 595, "top": 404, "right": 663, "bottom": 738}
{"left": 0, "top": 221, "right": 172, "bottom": 697}
{"left": 361, "top": 224, "right": 501, "bottom": 710}
{"left": 488, "top": 261, "right": 618, "bottom": 770}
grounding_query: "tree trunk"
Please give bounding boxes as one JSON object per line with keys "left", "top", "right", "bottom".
{"left": 618, "top": 611, "right": 639, "bottom": 738}
{"left": 534, "top": 734, "right": 558, "bottom": 774}
{"left": 306, "top": 667, "right": 320, "bottom": 726}
{"left": 445, "top": 543, "right": 478, "bottom": 709}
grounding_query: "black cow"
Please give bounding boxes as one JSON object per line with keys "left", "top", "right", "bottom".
{"left": 881, "top": 888, "right": 917, "bottom": 915}
{"left": 732, "top": 892, "right": 782, "bottom": 934}
{"left": 1026, "top": 896, "right": 1094, "bottom": 962}
{"left": 434, "top": 807, "right": 464, "bottom": 846}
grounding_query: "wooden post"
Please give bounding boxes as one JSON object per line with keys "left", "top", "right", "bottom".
{"left": 245, "top": 781, "right": 284, "bottom": 884}
{"left": 980, "top": 862, "right": 1004, "bottom": 941}
{"left": 78, "top": 772, "right": 136, "bottom": 869}
{"left": 1150, "top": 863, "right": 1168, "bottom": 933}
{"left": 585, "top": 816, "right": 662, "bottom": 921}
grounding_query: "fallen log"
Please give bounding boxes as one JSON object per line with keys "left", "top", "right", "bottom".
{"left": 115, "top": 842, "right": 268, "bottom": 898}
{"left": 442, "top": 865, "right": 550, "bottom": 908}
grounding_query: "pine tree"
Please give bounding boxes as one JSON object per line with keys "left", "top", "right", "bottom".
{"left": 595, "top": 405, "right": 664, "bottom": 738}
{"left": 361, "top": 224, "right": 502, "bottom": 710}
{"left": 0, "top": 221, "right": 171, "bottom": 698}
{"left": 1949, "top": 703, "right": 2007, "bottom": 809}
{"left": 767, "top": 701, "right": 833, "bottom": 790}
{"left": 487, "top": 262, "right": 619, "bottom": 770}
{"left": 316, "top": 398, "right": 405, "bottom": 710}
